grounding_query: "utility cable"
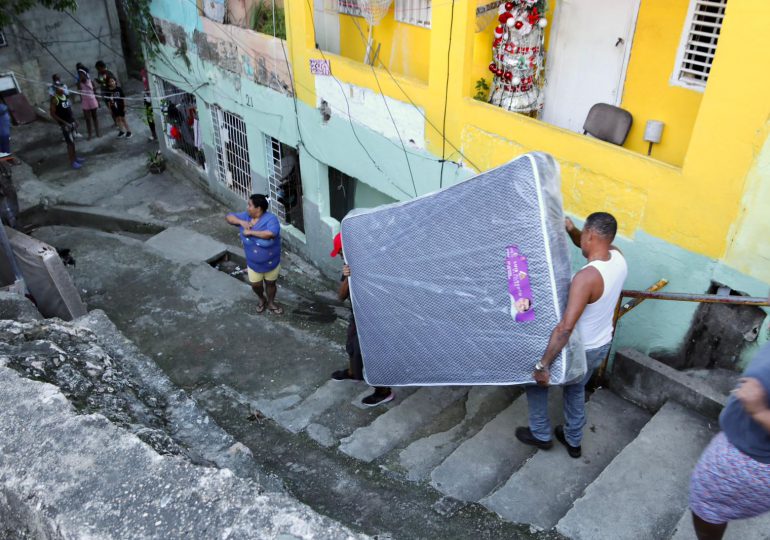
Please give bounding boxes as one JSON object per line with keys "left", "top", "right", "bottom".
{"left": 439, "top": 0, "right": 456, "bottom": 188}
{"left": 348, "top": 14, "right": 479, "bottom": 172}
{"left": 64, "top": 11, "right": 126, "bottom": 61}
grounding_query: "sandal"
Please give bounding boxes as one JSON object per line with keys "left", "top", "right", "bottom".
{"left": 256, "top": 302, "right": 266, "bottom": 313}
{"left": 268, "top": 304, "right": 283, "bottom": 315}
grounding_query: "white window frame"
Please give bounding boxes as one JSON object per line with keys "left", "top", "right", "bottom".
{"left": 337, "top": 0, "right": 363, "bottom": 17}
{"left": 671, "top": 0, "right": 727, "bottom": 91}
{"left": 264, "top": 135, "right": 287, "bottom": 223}
{"left": 395, "top": 0, "right": 431, "bottom": 28}
{"left": 211, "top": 105, "right": 253, "bottom": 200}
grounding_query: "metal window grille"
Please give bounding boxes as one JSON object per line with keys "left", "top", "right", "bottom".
{"left": 265, "top": 136, "right": 286, "bottom": 222}
{"left": 337, "top": 0, "right": 363, "bottom": 17}
{"left": 264, "top": 136, "right": 305, "bottom": 232}
{"left": 211, "top": 105, "right": 253, "bottom": 200}
{"left": 676, "top": 0, "right": 727, "bottom": 86}
{"left": 395, "top": 0, "right": 431, "bottom": 28}
{"left": 155, "top": 77, "right": 204, "bottom": 168}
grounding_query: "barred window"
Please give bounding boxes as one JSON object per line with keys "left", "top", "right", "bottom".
{"left": 674, "top": 0, "right": 727, "bottom": 88}
{"left": 395, "top": 0, "right": 431, "bottom": 28}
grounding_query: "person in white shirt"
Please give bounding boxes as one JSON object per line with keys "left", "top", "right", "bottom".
{"left": 516, "top": 212, "right": 628, "bottom": 458}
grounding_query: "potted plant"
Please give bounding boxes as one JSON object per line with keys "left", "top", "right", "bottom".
{"left": 147, "top": 151, "right": 166, "bottom": 174}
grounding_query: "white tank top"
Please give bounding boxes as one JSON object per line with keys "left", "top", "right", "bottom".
{"left": 575, "top": 250, "right": 628, "bottom": 350}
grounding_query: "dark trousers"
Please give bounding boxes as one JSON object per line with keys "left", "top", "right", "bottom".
{"left": 345, "top": 317, "right": 389, "bottom": 392}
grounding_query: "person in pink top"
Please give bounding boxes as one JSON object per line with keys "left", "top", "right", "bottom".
{"left": 77, "top": 67, "right": 100, "bottom": 139}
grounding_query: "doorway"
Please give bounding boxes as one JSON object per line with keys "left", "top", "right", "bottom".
{"left": 541, "top": 0, "right": 640, "bottom": 133}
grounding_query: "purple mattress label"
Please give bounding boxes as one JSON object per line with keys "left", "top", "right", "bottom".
{"left": 506, "top": 245, "right": 535, "bottom": 322}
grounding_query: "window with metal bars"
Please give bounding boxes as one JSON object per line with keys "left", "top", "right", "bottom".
{"left": 155, "top": 77, "right": 205, "bottom": 169}
{"left": 264, "top": 136, "right": 305, "bottom": 232}
{"left": 337, "top": 0, "right": 363, "bottom": 17}
{"left": 395, "top": 0, "right": 431, "bottom": 28}
{"left": 674, "top": 0, "right": 727, "bottom": 88}
{"left": 211, "top": 105, "right": 253, "bottom": 200}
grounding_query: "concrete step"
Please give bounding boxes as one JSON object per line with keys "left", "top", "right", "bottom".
{"left": 481, "top": 388, "right": 651, "bottom": 530}
{"left": 430, "top": 390, "right": 564, "bottom": 502}
{"left": 394, "top": 386, "right": 520, "bottom": 481}
{"left": 272, "top": 380, "right": 366, "bottom": 434}
{"left": 338, "top": 387, "right": 468, "bottom": 463}
{"left": 670, "top": 507, "right": 770, "bottom": 540}
{"left": 303, "top": 386, "right": 421, "bottom": 446}
{"left": 556, "top": 401, "right": 715, "bottom": 540}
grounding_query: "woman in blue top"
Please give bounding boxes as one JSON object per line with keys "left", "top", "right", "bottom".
{"left": 689, "top": 327, "right": 770, "bottom": 539}
{"left": 226, "top": 194, "right": 283, "bottom": 314}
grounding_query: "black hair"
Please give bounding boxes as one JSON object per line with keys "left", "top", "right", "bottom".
{"left": 95, "top": 60, "right": 106, "bottom": 69}
{"left": 584, "top": 212, "right": 618, "bottom": 241}
{"left": 249, "top": 194, "right": 269, "bottom": 212}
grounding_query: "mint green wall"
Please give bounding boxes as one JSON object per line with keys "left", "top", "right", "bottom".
{"left": 149, "top": 0, "right": 767, "bottom": 372}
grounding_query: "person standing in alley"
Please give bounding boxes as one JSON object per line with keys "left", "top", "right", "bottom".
{"left": 140, "top": 68, "right": 157, "bottom": 142}
{"left": 329, "top": 232, "right": 395, "bottom": 407}
{"left": 50, "top": 82, "right": 83, "bottom": 170}
{"left": 94, "top": 60, "right": 118, "bottom": 127}
{"left": 226, "top": 194, "right": 283, "bottom": 314}
{"left": 105, "top": 77, "right": 132, "bottom": 139}
{"left": 688, "top": 332, "right": 770, "bottom": 540}
{"left": 516, "top": 212, "right": 627, "bottom": 457}
{"left": 77, "top": 67, "right": 100, "bottom": 139}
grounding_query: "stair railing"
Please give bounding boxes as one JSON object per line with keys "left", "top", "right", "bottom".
{"left": 597, "top": 280, "right": 770, "bottom": 380}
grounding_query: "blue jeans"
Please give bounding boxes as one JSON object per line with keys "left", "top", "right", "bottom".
{"left": 525, "top": 343, "right": 611, "bottom": 447}
{"left": 0, "top": 135, "right": 9, "bottom": 154}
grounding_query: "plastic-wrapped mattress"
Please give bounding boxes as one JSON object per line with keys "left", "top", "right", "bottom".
{"left": 340, "top": 153, "right": 586, "bottom": 386}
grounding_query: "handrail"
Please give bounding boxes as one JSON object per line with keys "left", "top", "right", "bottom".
{"left": 596, "top": 280, "right": 770, "bottom": 381}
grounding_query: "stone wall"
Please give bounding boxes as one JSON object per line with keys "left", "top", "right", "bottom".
{"left": 0, "top": 1, "right": 127, "bottom": 107}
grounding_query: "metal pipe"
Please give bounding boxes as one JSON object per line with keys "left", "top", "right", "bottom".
{"left": 620, "top": 290, "right": 769, "bottom": 307}
{"left": 619, "top": 278, "right": 669, "bottom": 317}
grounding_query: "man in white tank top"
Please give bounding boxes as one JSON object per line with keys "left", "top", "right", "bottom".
{"left": 516, "top": 212, "right": 628, "bottom": 458}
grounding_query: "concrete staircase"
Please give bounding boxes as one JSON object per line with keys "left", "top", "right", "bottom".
{"left": 237, "top": 350, "right": 770, "bottom": 539}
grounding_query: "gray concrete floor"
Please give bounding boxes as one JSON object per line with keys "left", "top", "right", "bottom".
{"left": 7, "top": 93, "right": 552, "bottom": 539}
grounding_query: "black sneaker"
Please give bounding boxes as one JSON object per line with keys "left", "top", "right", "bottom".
{"left": 554, "top": 425, "right": 582, "bottom": 458}
{"left": 515, "top": 427, "right": 553, "bottom": 450}
{"left": 116, "top": 131, "right": 125, "bottom": 138}
{"left": 331, "top": 369, "right": 355, "bottom": 381}
{"left": 361, "top": 390, "right": 394, "bottom": 407}
{"left": 125, "top": 132, "right": 133, "bottom": 139}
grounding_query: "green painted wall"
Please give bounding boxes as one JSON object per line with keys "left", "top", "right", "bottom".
{"left": 147, "top": 13, "right": 768, "bottom": 373}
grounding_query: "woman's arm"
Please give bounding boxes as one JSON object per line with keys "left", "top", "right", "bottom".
{"left": 736, "top": 377, "right": 770, "bottom": 434}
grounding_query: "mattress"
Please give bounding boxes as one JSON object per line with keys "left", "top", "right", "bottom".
{"left": 340, "top": 153, "right": 586, "bottom": 386}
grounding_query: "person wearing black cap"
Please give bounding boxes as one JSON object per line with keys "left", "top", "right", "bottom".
{"left": 330, "top": 232, "right": 394, "bottom": 407}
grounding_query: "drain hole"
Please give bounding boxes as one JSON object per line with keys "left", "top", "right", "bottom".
{"left": 209, "top": 251, "right": 248, "bottom": 283}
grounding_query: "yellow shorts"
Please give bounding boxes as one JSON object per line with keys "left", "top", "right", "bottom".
{"left": 247, "top": 265, "right": 280, "bottom": 283}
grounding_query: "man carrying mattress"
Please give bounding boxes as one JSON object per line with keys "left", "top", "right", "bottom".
{"left": 516, "top": 212, "right": 628, "bottom": 458}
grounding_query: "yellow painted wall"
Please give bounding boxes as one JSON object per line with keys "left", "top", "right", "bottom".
{"left": 620, "top": 0, "right": 703, "bottom": 166}
{"left": 724, "top": 125, "right": 770, "bottom": 284}
{"left": 338, "top": 8, "right": 430, "bottom": 83}
{"left": 289, "top": 0, "right": 770, "bottom": 265}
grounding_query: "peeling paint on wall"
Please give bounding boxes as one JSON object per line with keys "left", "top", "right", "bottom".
{"left": 199, "top": 17, "right": 293, "bottom": 95}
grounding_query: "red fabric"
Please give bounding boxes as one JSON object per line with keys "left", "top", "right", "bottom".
{"left": 170, "top": 125, "right": 181, "bottom": 140}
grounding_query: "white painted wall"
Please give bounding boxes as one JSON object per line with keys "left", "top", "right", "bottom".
{"left": 315, "top": 76, "right": 426, "bottom": 150}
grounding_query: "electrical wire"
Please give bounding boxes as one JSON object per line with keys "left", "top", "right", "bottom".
{"left": 439, "top": 0, "right": 456, "bottom": 188}
{"left": 348, "top": 15, "right": 480, "bottom": 172}
{"left": 9, "top": 72, "right": 205, "bottom": 102}
{"left": 177, "top": 0, "right": 420, "bottom": 198}
{"left": 9, "top": 16, "right": 77, "bottom": 79}
{"left": 64, "top": 11, "right": 126, "bottom": 60}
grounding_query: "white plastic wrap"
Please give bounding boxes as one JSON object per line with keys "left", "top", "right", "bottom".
{"left": 341, "top": 153, "right": 586, "bottom": 386}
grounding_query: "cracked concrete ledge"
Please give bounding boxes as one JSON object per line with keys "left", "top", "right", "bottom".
{"left": 0, "top": 340, "right": 364, "bottom": 539}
